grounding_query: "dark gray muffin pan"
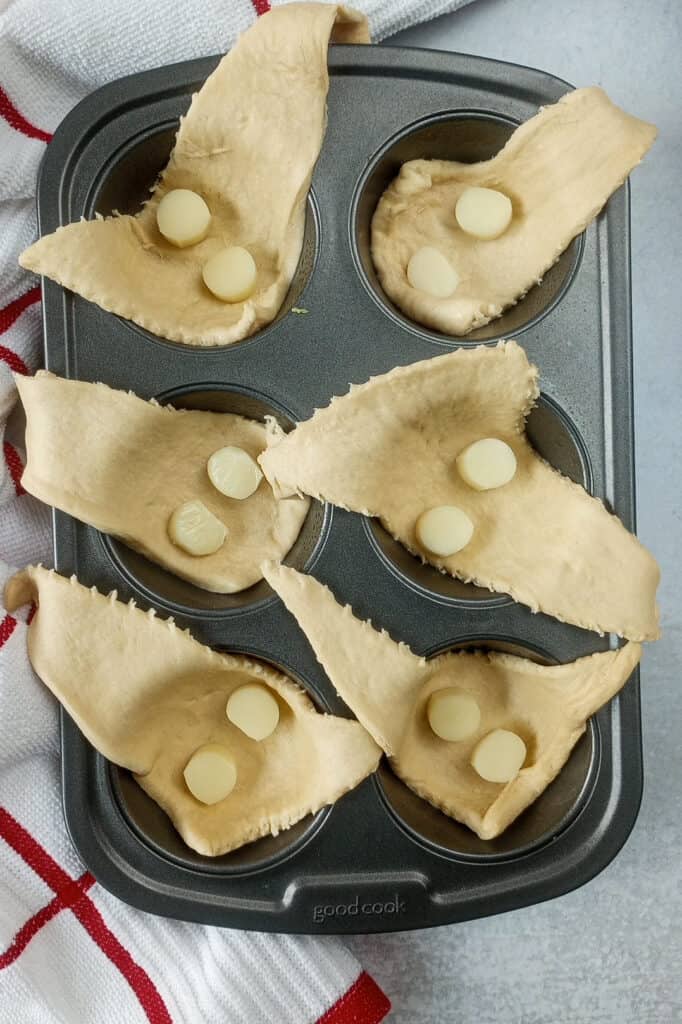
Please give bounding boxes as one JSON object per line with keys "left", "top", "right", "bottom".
{"left": 35, "top": 45, "right": 642, "bottom": 932}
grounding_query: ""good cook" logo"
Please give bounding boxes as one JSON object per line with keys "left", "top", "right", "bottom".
{"left": 312, "top": 894, "right": 407, "bottom": 924}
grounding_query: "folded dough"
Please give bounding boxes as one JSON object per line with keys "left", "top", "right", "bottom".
{"left": 16, "top": 371, "right": 309, "bottom": 593}
{"left": 4, "top": 566, "right": 381, "bottom": 856}
{"left": 259, "top": 341, "right": 660, "bottom": 640}
{"left": 372, "top": 87, "right": 656, "bottom": 335}
{"left": 263, "top": 563, "right": 642, "bottom": 840}
{"left": 19, "top": 3, "right": 369, "bottom": 347}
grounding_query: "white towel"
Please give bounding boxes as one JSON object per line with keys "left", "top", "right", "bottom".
{"left": 0, "top": 0, "right": 473, "bottom": 1020}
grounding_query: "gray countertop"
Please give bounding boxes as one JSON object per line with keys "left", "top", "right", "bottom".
{"left": 347, "top": 1, "right": 682, "bottom": 1021}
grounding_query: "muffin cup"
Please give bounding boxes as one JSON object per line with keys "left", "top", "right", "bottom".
{"left": 350, "top": 111, "right": 583, "bottom": 347}
{"left": 100, "top": 382, "right": 330, "bottom": 618}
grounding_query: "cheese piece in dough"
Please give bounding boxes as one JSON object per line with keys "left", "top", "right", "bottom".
{"left": 208, "top": 446, "right": 263, "bottom": 499}
{"left": 16, "top": 371, "right": 309, "bottom": 594}
{"left": 263, "top": 563, "right": 643, "bottom": 840}
{"left": 202, "top": 247, "right": 257, "bottom": 303}
{"left": 371, "top": 87, "right": 656, "bottom": 336}
{"left": 259, "top": 341, "right": 659, "bottom": 641}
{"left": 455, "top": 187, "right": 512, "bottom": 240}
{"left": 471, "top": 730, "right": 526, "bottom": 783}
{"left": 156, "top": 189, "right": 211, "bottom": 248}
{"left": 227, "top": 684, "right": 280, "bottom": 741}
{"left": 168, "top": 500, "right": 227, "bottom": 556}
{"left": 184, "top": 745, "right": 237, "bottom": 804}
{"left": 415, "top": 505, "right": 474, "bottom": 556}
{"left": 19, "top": 4, "right": 370, "bottom": 347}
{"left": 407, "top": 247, "right": 459, "bottom": 298}
{"left": 4, "top": 566, "right": 382, "bottom": 856}
{"left": 427, "top": 689, "right": 481, "bottom": 742}
{"left": 456, "top": 438, "right": 517, "bottom": 491}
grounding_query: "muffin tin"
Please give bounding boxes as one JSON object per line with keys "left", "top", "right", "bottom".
{"left": 36, "top": 45, "right": 642, "bottom": 931}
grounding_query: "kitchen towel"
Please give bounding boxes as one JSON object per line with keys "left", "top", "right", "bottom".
{"left": 0, "top": 0, "right": 474, "bottom": 1021}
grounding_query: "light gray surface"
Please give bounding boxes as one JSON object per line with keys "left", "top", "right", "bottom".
{"left": 347, "top": 1, "right": 682, "bottom": 1021}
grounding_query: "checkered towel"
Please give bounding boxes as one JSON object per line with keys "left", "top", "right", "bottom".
{"left": 0, "top": 0, "right": 475, "bottom": 1020}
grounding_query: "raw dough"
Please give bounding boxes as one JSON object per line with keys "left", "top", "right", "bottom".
{"left": 371, "top": 88, "right": 656, "bottom": 335}
{"left": 156, "top": 189, "right": 211, "bottom": 248}
{"left": 16, "top": 371, "right": 309, "bottom": 593}
{"left": 259, "top": 341, "right": 660, "bottom": 641}
{"left": 4, "top": 566, "right": 382, "bottom": 856}
{"left": 168, "top": 500, "right": 227, "bottom": 556}
{"left": 263, "top": 563, "right": 642, "bottom": 839}
{"left": 19, "top": 4, "right": 369, "bottom": 347}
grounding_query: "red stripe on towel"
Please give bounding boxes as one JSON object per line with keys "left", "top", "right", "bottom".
{"left": 0, "top": 86, "right": 52, "bottom": 142}
{"left": 0, "top": 873, "right": 95, "bottom": 968}
{"left": 0, "top": 807, "right": 75, "bottom": 892}
{"left": 251, "top": 0, "right": 271, "bottom": 15}
{"left": 0, "top": 808, "right": 172, "bottom": 1023}
{"left": 0, "top": 344, "right": 29, "bottom": 375}
{"left": 0, "top": 286, "right": 41, "bottom": 339}
{"left": 4, "top": 441, "right": 25, "bottom": 496}
{"left": 71, "top": 897, "right": 173, "bottom": 1024}
{"left": 316, "top": 971, "right": 391, "bottom": 1024}
{"left": 0, "top": 615, "right": 18, "bottom": 649}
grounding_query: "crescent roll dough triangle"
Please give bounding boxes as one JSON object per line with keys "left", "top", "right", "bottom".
{"left": 4, "top": 566, "right": 381, "bottom": 856}
{"left": 16, "top": 371, "right": 309, "bottom": 594}
{"left": 371, "top": 87, "right": 656, "bottom": 335}
{"left": 263, "top": 563, "right": 642, "bottom": 839}
{"left": 259, "top": 341, "right": 660, "bottom": 641}
{"left": 19, "top": 3, "right": 369, "bottom": 347}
